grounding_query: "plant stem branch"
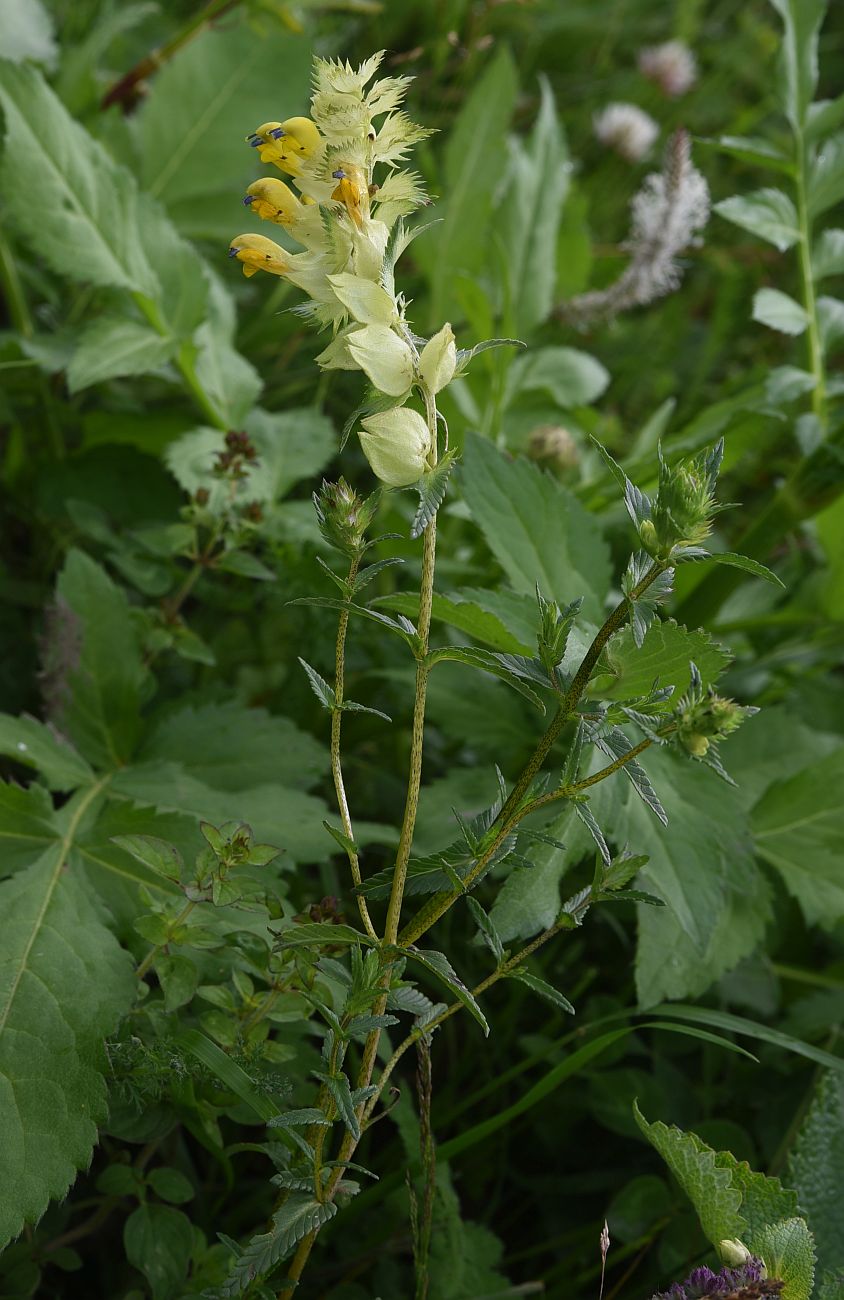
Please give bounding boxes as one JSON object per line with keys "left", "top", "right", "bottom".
{"left": 398, "top": 563, "right": 665, "bottom": 946}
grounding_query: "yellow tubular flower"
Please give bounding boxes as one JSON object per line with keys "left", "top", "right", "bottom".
{"left": 330, "top": 163, "right": 369, "bottom": 228}
{"left": 228, "top": 233, "right": 290, "bottom": 278}
{"left": 244, "top": 178, "right": 304, "bottom": 227}
{"left": 246, "top": 117, "right": 321, "bottom": 177}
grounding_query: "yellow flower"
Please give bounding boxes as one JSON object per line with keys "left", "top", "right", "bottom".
{"left": 330, "top": 163, "right": 370, "bottom": 228}
{"left": 228, "top": 233, "right": 290, "bottom": 278}
{"left": 243, "top": 177, "right": 304, "bottom": 227}
{"left": 246, "top": 117, "right": 321, "bottom": 177}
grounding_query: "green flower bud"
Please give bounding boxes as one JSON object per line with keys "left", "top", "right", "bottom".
{"left": 419, "top": 322, "right": 457, "bottom": 395}
{"left": 718, "top": 1240, "right": 754, "bottom": 1269}
{"left": 313, "top": 478, "right": 378, "bottom": 555}
{"left": 359, "top": 407, "right": 431, "bottom": 487}
{"left": 650, "top": 440, "right": 723, "bottom": 555}
{"left": 673, "top": 662, "right": 756, "bottom": 761}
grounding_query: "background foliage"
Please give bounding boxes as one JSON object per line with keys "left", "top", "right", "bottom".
{"left": 1, "top": 0, "right": 843, "bottom": 1296}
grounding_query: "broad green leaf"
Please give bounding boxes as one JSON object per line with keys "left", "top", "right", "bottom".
{"left": 461, "top": 433, "right": 611, "bottom": 622}
{"left": 490, "top": 809, "right": 583, "bottom": 941}
{"left": 752, "top": 748, "right": 844, "bottom": 926}
{"left": 375, "top": 591, "right": 531, "bottom": 654}
{"left": 405, "top": 947, "right": 489, "bottom": 1035}
{"left": 110, "top": 761, "right": 336, "bottom": 863}
{"left": 713, "top": 1150, "right": 799, "bottom": 1244}
{"left": 0, "top": 715, "right": 93, "bottom": 791}
{"left": 787, "top": 1073, "right": 844, "bottom": 1275}
{"left": 146, "top": 1167, "right": 194, "bottom": 1205}
{"left": 166, "top": 405, "right": 334, "bottom": 505}
{"left": 753, "top": 287, "right": 809, "bottom": 335}
{"left": 190, "top": 275, "right": 262, "bottom": 426}
{"left": 0, "top": 795, "right": 135, "bottom": 1249}
{"left": 705, "top": 135, "right": 794, "bottom": 172}
{"left": 0, "top": 783, "right": 59, "bottom": 875}
{"left": 499, "top": 76, "right": 570, "bottom": 333}
{"left": 424, "top": 45, "right": 518, "bottom": 325}
{"left": 818, "top": 295, "right": 844, "bottom": 354}
{"left": 755, "top": 1218, "right": 815, "bottom": 1300}
{"left": 588, "top": 747, "right": 765, "bottom": 994}
{"left": 808, "top": 132, "right": 844, "bottom": 219}
{"left": 139, "top": 701, "right": 329, "bottom": 794}
{"left": 813, "top": 228, "right": 844, "bottom": 280}
{"left": 0, "top": 0, "right": 56, "bottom": 67}
{"left": 714, "top": 189, "right": 800, "bottom": 251}
{"left": 67, "top": 317, "right": 177, "bottom": 392}
{"left": 136, "top": 18, "right": 311, "bottom": 241}
{"left": 429, "top": 646, "right": 546, "bottom": 711}
{"left": 768, "top": 0, "right": 826, "bottom": 131}
{"left": 51, "top": 550, "right": 145, "bottom": 769}
{"left": 0, "top": 61, "right": 158, "bottom": 296}
{"left": 220, "top": 1194, "right": 336, "bottom": 1295}
{"left": 806, "top": 94, "right": 844, "bottom": 143}
{"left": 123, "top": 1204, "right": 193, "bottom": 1300}
{"left": 275, "top": 922, "right": 374, "bottom": 949}
{"left": 633, "top": 1104, "right": 745, "bottom": 1245}
{"left": 506, "top": 345, "right": 609, "bottom": 409}
{"left": 590, "top": 620, "right": 730, "bottom": 702}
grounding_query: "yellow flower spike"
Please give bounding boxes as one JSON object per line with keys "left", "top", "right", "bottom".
{"left": 228, "top": 233, "right": 290, "bottom": 279}
{"left": 330, "top": 163, "right": 369, "bottom": 228}
{"left": 244, "top": 178, "right": 304, "bottom": 227}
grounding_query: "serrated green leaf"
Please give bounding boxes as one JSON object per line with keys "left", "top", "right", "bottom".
{"left": 50, "top": 550, "right": 145, "bottom": 769}
{"left": 461, "top": 434, "right": 611, "bottom": 623}
{"left": 0, "top": 60, "right": 158, "bottom": 295}
{"left": 752, "top": 748, "right": 844, "bottom": 927}
{"left": 410, "top": 451, "right": 456, "bottom": 539}
{"left": 591, "top": 620, "right": 730, "bottom": 702}
{"left": 404, "top": 947, "right": 489, "bottom": 1035}
{"left": 466, "top": 896, "right": 504, "bottom": 963}
{"left": 0, "top": 715, "right": 94, "bottom": 792}
{"left": 696, "top": 551, "right": 785, "bottom": 586}
{"left": 755, "top": 1218, "right": 816, "bottom": 1300}
{"left": 633, "top": 1104, "right": 745, "bottom": 1245}
{"left": 275, "top": 922, "right": 374, "bottom": 949}
{"left": 808, "top": 132, "right": 844, "bottom": 220}
{"left": 0, "top": 799, "right": 135, "bottom": 1249}
{"left": 220, "top": 1193, "right": 337, "bottom": 1295}
{"left": 298, "top": 658, "right": 336, "bottom": 710}
{"left": 124, "top": 1203, "right": 193, "bottom": 1300}
{"left": 510, "top": 970, "right": 575, "bottom": 1014}
{"left": 325, "top": 1072, "right": 360, "bottom": 1141}
{"left": 67, "top": 317, "right": 177, "bottom": 392}
{"left": 787, "top": 1073, "right": 844, "bottom": 1275}
{"left": 428, "top": 646, "right": 547, "bottom": 711}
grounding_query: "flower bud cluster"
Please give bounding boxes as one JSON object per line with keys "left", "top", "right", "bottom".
{"left": 229, "top": 53, "right": 461, "bottom": 488}
{"left": 314, "top": 477, "right": 378, "bottom": 556}
{"left": 640, "top": 441, "right": 724, "bottom": 559}
{"left": 674, "top": 663, "right": 756, "bottom": 759}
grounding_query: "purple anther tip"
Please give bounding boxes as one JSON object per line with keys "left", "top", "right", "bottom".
{"left": 248, "top": 137, "right": 262, "bottom": 147}
{"left": 269, "top": 128, "right": 286, "bottom": 139}
{"left": 227, "top": 246, "right": 239, "bottom": 257}
{"left": 243, "top": 195, "right": 255, "bottom": 205}
{"left": 332, "top": 169, "right": 346, "bottom": 179}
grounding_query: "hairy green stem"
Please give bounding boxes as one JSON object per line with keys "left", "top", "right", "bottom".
{"left": 281, "top": 386, "right": 441, "bottom": 1295}
{"left": 331, "top": 554, "right": 377, "bottom": 941}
